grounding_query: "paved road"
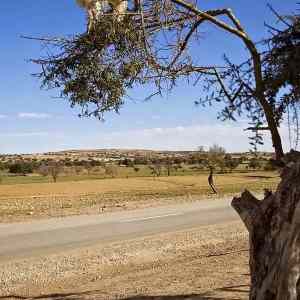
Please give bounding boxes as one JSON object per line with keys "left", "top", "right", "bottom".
{"left": 0, "top": 198, "right": 239, "bottom": 263}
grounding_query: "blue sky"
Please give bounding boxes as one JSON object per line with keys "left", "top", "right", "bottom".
{"left": 0, "top": 1, "right": 296, "bottom": 154}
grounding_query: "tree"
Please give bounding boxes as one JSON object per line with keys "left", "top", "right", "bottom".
{"left": 84, "top": 162, "right": 94, "bottom": 175}
{"left": 197, "top": 146, "right": 205, "bottom": 153}
{"left": 105, "top": 164, "right": 118, "bottom": 178}
{"left": 74, "top": 165, "right": 83, "bottom": 175}
{"left": 122, "top": 158, "right": 134, "bottom": 167}
{"left": 8, "top": 162, "right": 33, "bottom": 175}
{"left": 248, "top": 157, "right": 262, "bottom": 170}
{"left": 8, "top": 163, "right": 23, "bottom": 175}
{"left": 48, "top": 162, "right": 62, "bottom": 183}
{"left": 208, "top": 144, "right": 226, "bottom": 156}
{"left": 32, "top": 2, "right": 300, "bottom": 164}
{"left": 38, "top": 162, "right": 62, "bottom": 183}
{"left": 37, "top": 164, "right": 49, "bottom": 177}
{"left": 207, "top": 144, "right": 226, "bottom": 173}
{"left": 224, "top": 154, "right": 240, "bottom": 172}
{"left": 165, "top": 156, "right": 173, "bottom": 176}
{"left": 0, "top": 162, "right": 6, "bottom": 172}
{"left": 264, "top": 159, "right": 277, "bottom": 171}
{"left": 31, "top": 2, "right": 300, "bottom": 298}
{"left": 149, "top": 164, "right": 162, "bottom": 178}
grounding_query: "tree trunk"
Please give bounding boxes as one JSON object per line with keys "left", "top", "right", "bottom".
{"left": 232, "top": 151, "right": 300, "bottom": 299}
{"left": 263, "top": 105, "right": 284, "bottom": 162}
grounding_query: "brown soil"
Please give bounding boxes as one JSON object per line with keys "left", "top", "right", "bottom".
{"left": 0, "top": 172, "right": 278, "bottom": 223}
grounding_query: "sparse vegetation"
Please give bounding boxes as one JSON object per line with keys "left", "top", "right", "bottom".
{"left": 149, "top": 163, "right": 163, "bottom": 178}
{"left": 0, "top": 149, "right": 272, "bottom": 184}
{"left": 224, "top": 154, "right": 240, "bottom": 173}
{"left": 105, "top": 164, "right": 118, "bottom": 178}
{"left": 48, "top": 162, "right": 62, "bottom": 183}
{"left": 0, "top": 171, "right": 279, "bottom": 223}
{"left": 248, "top": 157, "right": 262, "bottom": 170}
{"left": 8, "top": 161, "right": 34, "bottom": 175}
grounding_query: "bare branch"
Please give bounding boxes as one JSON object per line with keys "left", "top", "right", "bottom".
{"left": 245, "top": 126, "right": 270, "bottom": 131}
{"left": 170, "top": 0, "right": 247, "bottom": 39}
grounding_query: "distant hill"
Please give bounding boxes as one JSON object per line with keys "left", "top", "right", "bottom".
{"left": 0, "top": 148, "right": 274, "bottom": 164}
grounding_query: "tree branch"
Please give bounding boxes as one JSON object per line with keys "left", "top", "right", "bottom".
{"left": 170, "top": 0, "right": 247, "bottom": 39}
{"left": 168, "top": 0, "right": 284, "bottom": 160}
{"left": 231, "top": 190, "right": 262, "bottom": 232}
{"left": 245, "top": 126, "right": 270, "bottom": 131}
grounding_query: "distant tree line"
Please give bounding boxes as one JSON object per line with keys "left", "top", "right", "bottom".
{"left": 0, "top": 146, "right": 276, "bottom": 181}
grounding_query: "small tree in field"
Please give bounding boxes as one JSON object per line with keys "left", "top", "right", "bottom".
{"left": 48, "top": 162, "right": 62, "bottom": 183}
{"left": 9, "top": 162, "right": 33, "bottom": 175}
{"left": 105, "top": 164, "right": 118, "bottom": 178}
{"left": 31, "top": 2, "right": 300, "bottom": 299}
{"left": 224, "top": 154, "right": 240, "bottom": 173}
{"left": 38, "top": 164, "right": 49, "bottom": 177}
{"left": 84, "top": 162, "right": 94, "bottom": 175}
{"left": 74, "top": 166, "right": 82, "bottom": 175}
{"left": 207, "top": 144, "right": 226, "bottom": 173}
{"left": 149, "top": 164, "right": 162, "bottom": 178}
{"left": 165, "top": 156, "right": 173, "bottom": 176}
{"left": 38, "top": 162, "right": 62, "bottom": 183}
{"left": 264, "top": 159, "right": 278, "bottom": 171}
{"left": 248, "top": 157, "right": 262, "bottom": 170}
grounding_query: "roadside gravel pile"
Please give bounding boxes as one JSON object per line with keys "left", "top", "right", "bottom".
{"left": 0, "top": 221, "right": 249, "bottom": 299}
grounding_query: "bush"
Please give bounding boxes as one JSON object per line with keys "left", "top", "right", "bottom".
{"left": 8, "top": 162, "right": 34, "bottom": 175}
{"left": 105, "top": 165, "right": 118, "bottom": 178}
{"left": 264, "top": 160, "right": 278, "bottom": 171}
{"left": 248, "top": 157, "right": 262, "bottom": 170}
{"left": 224, "top": 154, "right": 240, "bottom": 172}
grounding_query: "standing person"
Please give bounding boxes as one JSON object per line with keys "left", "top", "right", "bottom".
{"left": 208, "top": 166, "right": 217, "bottom": 194}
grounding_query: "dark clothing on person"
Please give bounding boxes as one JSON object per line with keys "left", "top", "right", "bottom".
{"left": 208, "top": 168, "right": 217, "bottom": 194}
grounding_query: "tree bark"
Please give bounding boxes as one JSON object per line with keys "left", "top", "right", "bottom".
{"left": 232, "top": 151, "right": 300, "bottom": 299}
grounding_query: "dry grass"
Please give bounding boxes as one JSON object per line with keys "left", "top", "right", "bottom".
{"left": 0, "top": 172, "right": 278, "bottom": 198}
{"left": 0, "top": 172, "right": 279, "bottom": 222}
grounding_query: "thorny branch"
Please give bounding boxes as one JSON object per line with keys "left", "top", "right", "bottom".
{"left": 29, "top": 0, "right": 300, "bottom": 161}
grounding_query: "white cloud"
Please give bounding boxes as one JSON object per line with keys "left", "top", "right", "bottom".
{"left": 18, "top": 112, "right": 52, "bottom": 119}
{"left": 85, "top": 123, "right": 291, "bottom": 152}
{"left": 0, "top": 132, "right": 49, "bottom": 138}
{"left": 0, "top": 114, "right": 7, "bottom": 119}
{"left": 0, "top": 123, "right": 292, "bottom": 154}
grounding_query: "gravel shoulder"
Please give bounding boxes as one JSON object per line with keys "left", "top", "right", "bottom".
{"left": 0, "top": 220, "right": 249, "bottom": 300}
{"left": 0, "top": 193, "right": 230, "bottom": 223}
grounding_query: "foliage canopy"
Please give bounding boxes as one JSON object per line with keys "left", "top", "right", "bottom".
{"left": 31, "top": 1, "right": 300, "bottom": 160}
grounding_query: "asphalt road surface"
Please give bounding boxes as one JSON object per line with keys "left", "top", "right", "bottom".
{"left": 0, "top": 198, "right": 239, "bottom": 263}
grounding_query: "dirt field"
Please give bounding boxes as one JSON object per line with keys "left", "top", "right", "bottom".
{"left": 0, "top": 172, "right": 278, "bottom": 198}
{"left": 0, "top": 172, "right": 278, "bottom": 223}
{"left": 0, "top": 221, "right": 249, "bottom": 300}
